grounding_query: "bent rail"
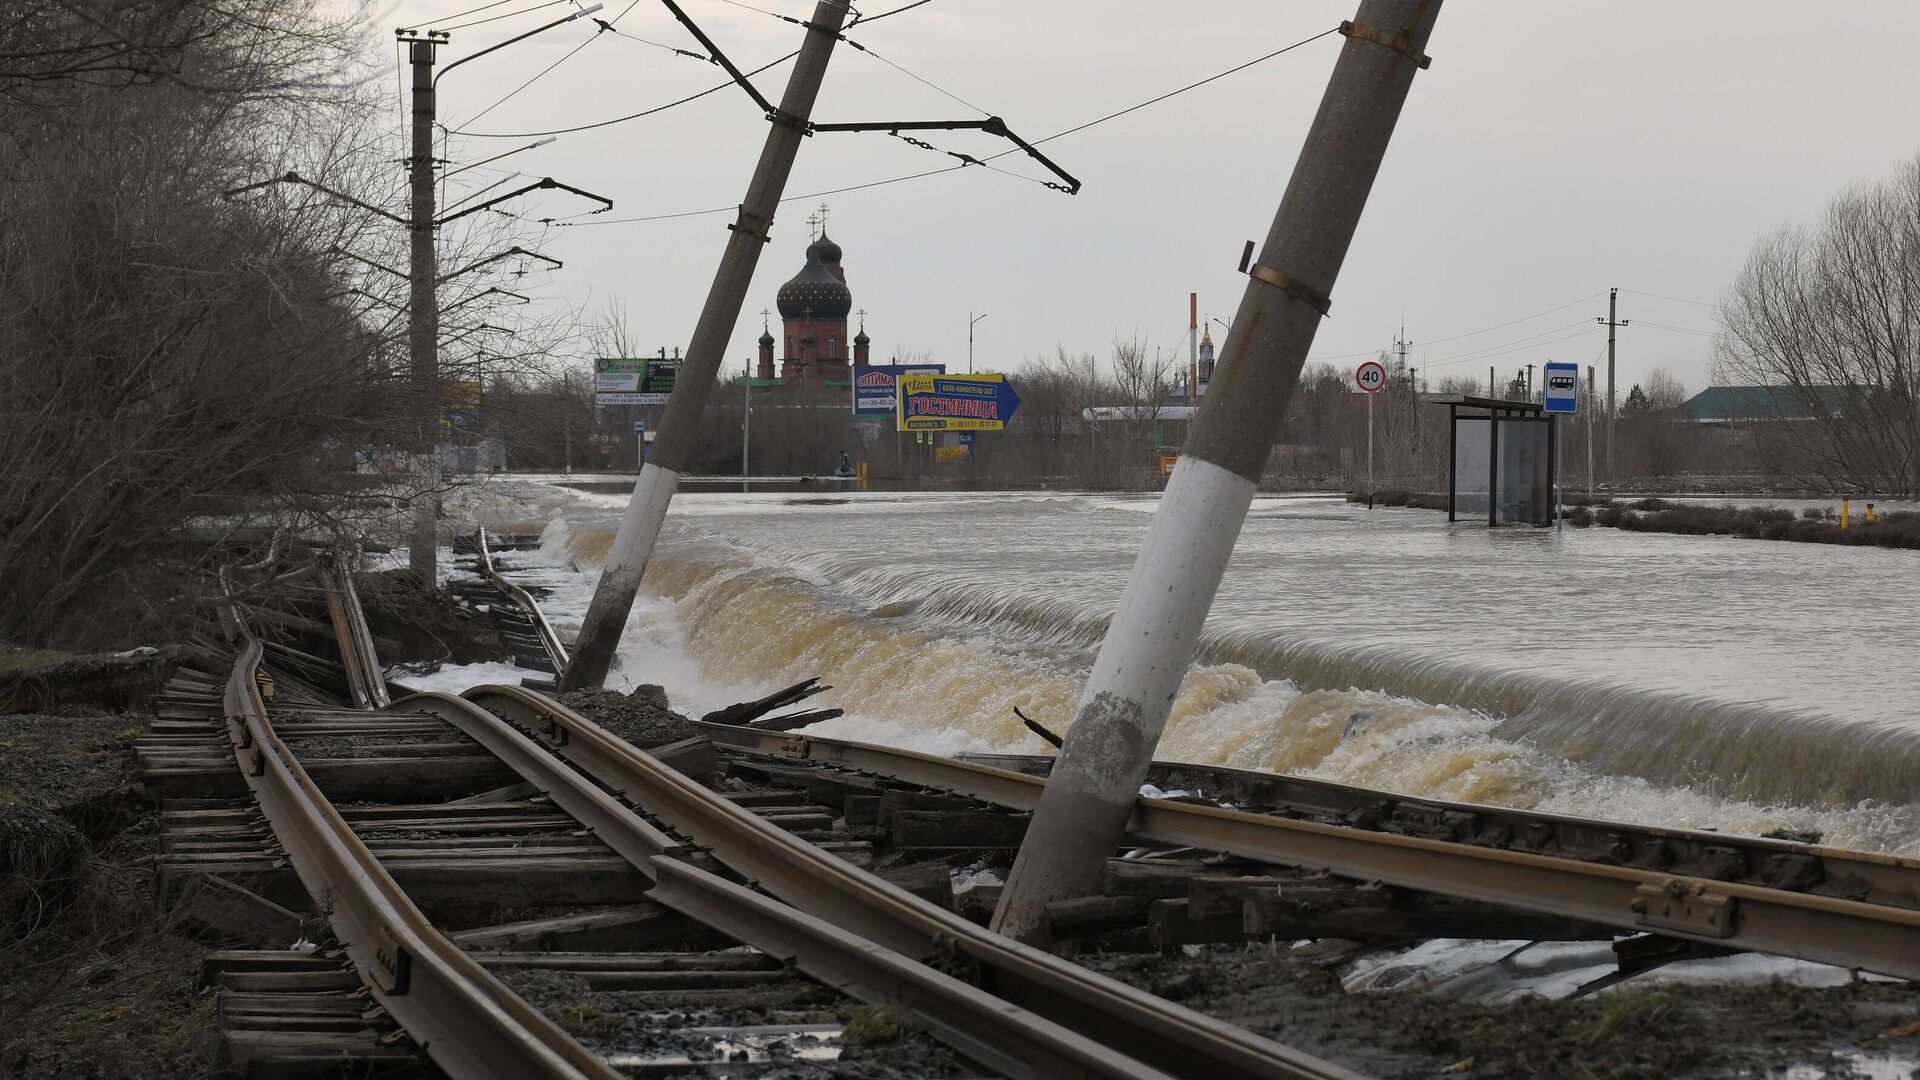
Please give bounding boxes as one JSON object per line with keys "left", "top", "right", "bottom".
{"left": 221, "top": 634, "right": 618, "bottom": 1080}
{"left": 696, "top": 722, "right": 1920, "bottom": 983}
{"left": 476, "top": 527, "right": 570, "bottom": 671}
{"left": 463, "top": 683, "right": 1360, "bottom": 1080}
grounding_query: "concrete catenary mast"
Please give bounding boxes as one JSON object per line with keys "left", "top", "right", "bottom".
{"left": 993, "top": 0, "right": 1445, "bottom": 943}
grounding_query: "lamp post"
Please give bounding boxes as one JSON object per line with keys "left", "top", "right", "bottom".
{"left": 968, "top": 311, "right": 988, "bottom": 374}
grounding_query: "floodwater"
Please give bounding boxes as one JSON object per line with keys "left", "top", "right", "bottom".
{"left": 457, "top": 480, "right": 1920, "bottom": 856}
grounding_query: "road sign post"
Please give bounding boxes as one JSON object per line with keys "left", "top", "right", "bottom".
{"left": 1355, "top": 360, "right": 1386, "bottom": 508}
{"left": 1542, "top": 361, "right": 1579, "bottom": 529}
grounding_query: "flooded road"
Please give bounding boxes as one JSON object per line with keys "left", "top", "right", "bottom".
{"left": 465, "top": 481, "right": 1920, "bottom": 854}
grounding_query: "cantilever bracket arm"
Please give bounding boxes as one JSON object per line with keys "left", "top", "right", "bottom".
{"left": 809, "top": 117, "right": 1082, "bottom": 194}
{"left": 436, "top": 245, "right": 562, "bottom": 285}
{"left": 434, "top": 177, "right": 613, "bottom": 226}
{"left": 329, "top": 247, "right": 409, "bottom": 281}
{"left": 441, "top": 287, "right": 533, "bottom": 314}
{"left": 223, "top": 171, "right": 411, "bottom": 224}
{"left": 656, "top": 0, "right": 776, "bottom": 117}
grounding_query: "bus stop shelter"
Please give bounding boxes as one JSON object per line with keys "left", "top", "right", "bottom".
{"left": 1439, "top": 396, "right": 1556, "bottom": 526}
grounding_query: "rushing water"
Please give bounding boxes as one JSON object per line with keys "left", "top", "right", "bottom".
{"left": 459, "top": 479, "right": 1920, "bottom": 856}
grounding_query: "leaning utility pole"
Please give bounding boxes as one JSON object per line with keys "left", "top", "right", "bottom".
{"left": 992, "top": 0, "right": 1443, "bottom": 944}
{"left": 562, "top": 0, "right": 851, "bottom": 690}
{"left": 1597, "top": 287, "right": 1628, "bottom": 485}
{"left": 408, "top": 36, "right": 443, "bottom": 587}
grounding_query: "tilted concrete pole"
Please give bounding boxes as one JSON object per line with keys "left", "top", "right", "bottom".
{"left": 561, "top": 0, "right": 850, "bottom": 690}
{"left": 992, "top": 0, "right": 1443, "bottom": 943}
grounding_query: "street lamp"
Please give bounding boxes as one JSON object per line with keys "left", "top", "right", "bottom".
{"left": 969, "top": 311, "right": 988, "bottom": 374}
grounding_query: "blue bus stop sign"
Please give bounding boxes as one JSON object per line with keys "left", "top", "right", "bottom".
{"left": 1543, "top": 362, "right": 1579, "bottom": 414}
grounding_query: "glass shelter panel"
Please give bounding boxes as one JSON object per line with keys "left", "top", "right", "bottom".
{"left": 1451, "top": 416, "right": 1490, "bottom": 519}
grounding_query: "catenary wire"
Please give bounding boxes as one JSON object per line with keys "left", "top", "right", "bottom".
{"left": 847, "top": 0, "right": 934, "bottom": 28}
{"left": 551, "top": 25, "right": 1341, "bottom": 222}
{"left": 438, "top": 0, "right": 573, "bottom": 33}
{"left": 448, "top": 48, "right": 799, "bottom": 136}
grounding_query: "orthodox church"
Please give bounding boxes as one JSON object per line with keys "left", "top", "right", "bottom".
{"left": 755, "top": 208, "right": 871, "bottom": 385}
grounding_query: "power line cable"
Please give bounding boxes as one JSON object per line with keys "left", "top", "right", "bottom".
{"left": 1305, "top": 292, "right": 1605, "bottom": 363}
{"left": 438, "top": 0, "right": 572, "bottom": 33}
{"left": 402, "top": 0, "right": 526, "bottom": 31}
{"left": 552, "top": 25, "right": 1340, "bottom": 223}
{"left": 847, "top": 0, "right": 934, "bottom": 28}
{"left": 1635, "top": 320, "right": 1717, "bottom": 338}
{"left": 1423, "top": 320, "right": 1599, "bottom": 369}
{"left": 459, "top": 29, "right": 600, "bottom": 127}
{"left": 1620, "top": 288, "right": 1716, "bottom": 309}
{"left": 448, "top": 48, "right": 798, "bottom": 136}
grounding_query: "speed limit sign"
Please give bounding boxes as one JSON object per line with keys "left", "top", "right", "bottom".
{"left": 1355, "top": 360, "right": 1387, "bottom": 394}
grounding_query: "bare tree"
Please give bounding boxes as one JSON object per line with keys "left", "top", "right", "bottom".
{"left": 1717, "top": 154, "right": 1920, "bottom": 494}
{"left": 0, "top": 0, "right": 409, "bottom": 648}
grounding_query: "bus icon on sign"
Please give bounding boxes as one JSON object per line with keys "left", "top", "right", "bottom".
{"left": 1542, "top": 361, "right": 1579, "bottom": 414}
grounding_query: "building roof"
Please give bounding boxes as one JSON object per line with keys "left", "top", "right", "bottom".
{"left": 1680, "top": 385, "right": 1849, "bottom": 422}
{"left": 776, "top": 233, "right": 851, "bottom": 320}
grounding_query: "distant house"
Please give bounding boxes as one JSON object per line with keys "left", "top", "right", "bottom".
{"left": 1678, "top": 385, "right": 1849, "bottom": 423}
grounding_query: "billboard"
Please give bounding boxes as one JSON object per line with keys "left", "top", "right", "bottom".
{"left": 897, "top": 373, "right": 1021, "bottom": 432}
{"left": 853, "top": 363, "right": 944, "bottom": 416}
{"left": 596, "top": 357, "right": 679, "bottom": 405}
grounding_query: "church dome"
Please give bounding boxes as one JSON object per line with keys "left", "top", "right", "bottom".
{"left": 808, "top": 232, "right": 842, "bottom": 266}
{"left": 776, "top": 239, "right": 851, "bottom": 320}
{"left": 853, "top": 327, "right": 870, "bottom": 345}
{"left": 758, "top": 329, "right": 775, "bottom": 346}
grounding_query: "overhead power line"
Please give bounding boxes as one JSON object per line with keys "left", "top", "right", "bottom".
{"left": 1621, "top": 288, "right": 1717, "bottom": 309}
{"left": 550, "top": 24, "right": 1341, "bottom": 225}
{"left": 438, "top": 0, "right": 573, "bottom": 33}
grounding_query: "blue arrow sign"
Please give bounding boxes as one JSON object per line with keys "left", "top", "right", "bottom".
{"left": 897, "top": 373, "right": 1022, "bottom": 431}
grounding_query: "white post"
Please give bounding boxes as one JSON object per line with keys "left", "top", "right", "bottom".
{"left": 1366, "top": 391, "right": 1375, "bottom": 508}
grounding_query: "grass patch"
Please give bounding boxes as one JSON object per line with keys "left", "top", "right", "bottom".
{"left": 842, "top": 1004, "right": 913, "bottom": 1045}
{"left": 0, "top": 649, "right": 73, "bottom": 676}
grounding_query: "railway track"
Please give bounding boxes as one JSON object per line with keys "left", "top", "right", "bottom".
{"left": 136, "top": 556, "right": 1359, "bottom": 1079}
{"left": 138, "top": 535, "right": 1920, "bottom": 1076}
{"left": 698, "top": 724, "right": 1920, "bottom": 983}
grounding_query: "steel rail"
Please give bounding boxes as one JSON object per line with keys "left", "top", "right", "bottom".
{"left": 220, "top": 635, "right": 620, "bottom": 1080}
{"left": 464, "top": 683, "right": 1361, "bottom": 1080}
{"left": 646, "top": 857, "right": 1175, "bottom": 1080}
{"left": 318, "top": 550, "right": 389, "bottom": 709}
{"left": 475, "top": 527, "right": 571, "bottom": 670}
{"left": 965, "top": 753, "right": 1920, "bottom": 911}
{"left": 387, "top": 689, "right": 1178, "bottom": 1079}
{"left": 694, "top": 722, "right": 1920, "bottom": 983}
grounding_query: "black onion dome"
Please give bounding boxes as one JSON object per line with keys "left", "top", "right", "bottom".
{"left": 758, "top": 329, "right": 775, "bottom": 346}
{"left": 800, "top": 329, "right": 816, "bottom": 345}
{"left": 776, "top": 241, "right": 851, "bottom": 320}
{"left": 853, "top": 328, "right": 870, "bottom": 345}
{"left": 809, "top": 231, "right": 843, "bottom": 266}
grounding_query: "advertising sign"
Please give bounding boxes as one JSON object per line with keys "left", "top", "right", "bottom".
{"left": 936, "top": 445, "right": 971, "bottom": 463}
{"left": 897, "top": 373, "right": 1022, "bottom": 432}
{"left": 1543, "top": 362, "right": 1579, "bottom": 414}
{"left": 853, "top": 363, "right": 944, "bottom": 416}
{"left": 596, "top": 358, "right": 679, "bottom": 405}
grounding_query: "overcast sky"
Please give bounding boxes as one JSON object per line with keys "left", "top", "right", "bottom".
{"left": 385, "top": 0, "right": 1920, "bottom": 401}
